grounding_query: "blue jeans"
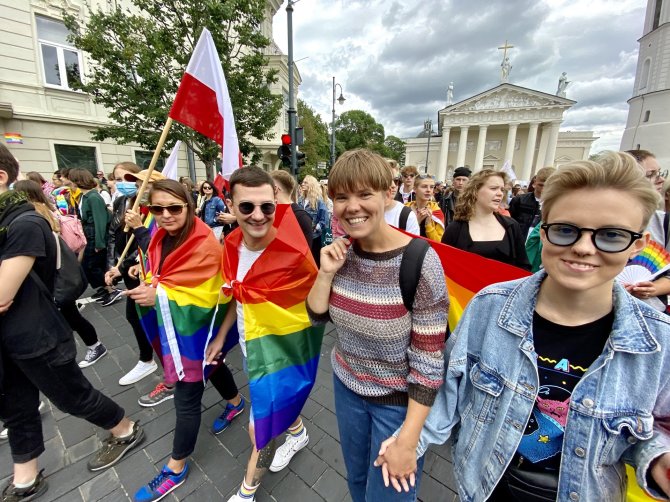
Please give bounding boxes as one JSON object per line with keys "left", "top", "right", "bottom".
{"left": 333, "top": 375, "right": 425, "bottom": 502}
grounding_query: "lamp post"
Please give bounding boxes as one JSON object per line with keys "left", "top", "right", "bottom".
{"left": 330, "top": 77, "right": 345, "bottom": 168}
{"left": 424, "top": 119, "right": 433, "bottom": 174}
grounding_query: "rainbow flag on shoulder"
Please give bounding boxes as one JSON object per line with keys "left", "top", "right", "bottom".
{"left": 223, "top": 204, "right": 324, "bottom": 449}
{"left": 138, "top": 218, "right": 231, "bottom": 383}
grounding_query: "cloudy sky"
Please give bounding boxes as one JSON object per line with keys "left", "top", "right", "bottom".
{"left": 272, "top": 0, "right": 647, "bottom": 153}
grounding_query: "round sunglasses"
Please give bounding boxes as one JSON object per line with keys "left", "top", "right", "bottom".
{"left": 148, "top": 203, "right": 188, "bottom": 216}
{"left": 236, "top": 202, "right": 276, "bottom": 216}
{"left": 541, "top": 223, "right": 643, "bottom": 253}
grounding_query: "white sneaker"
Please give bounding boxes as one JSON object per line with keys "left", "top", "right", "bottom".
{"left": 1, "top": 401, "right": 45, "bottom": 440}
{"left": 269, "top": 430, "right": 309, "bottom": 472}
{"left": 227, "top": 492, "right": 255, "bottom": 502}
{"left": 118, "top": 360, "right": 158, "bottom": 386}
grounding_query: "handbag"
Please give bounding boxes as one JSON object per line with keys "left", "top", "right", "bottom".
{"left": 58, "top": 212, "right": 87, "bottom": 253}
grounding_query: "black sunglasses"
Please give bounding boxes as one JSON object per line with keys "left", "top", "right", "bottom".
{"left": 541, "top": 223, "right": 643, "bottom": 253}
{"left": 202, "top": 186, "right": 212, "bottom": 190}
{"left": 237, "top": 201, "right": 276, "bottom": 216}
{"left": 148, "top": 203, "right": 188, "bottom": 216}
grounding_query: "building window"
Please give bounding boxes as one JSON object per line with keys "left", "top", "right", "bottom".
{"left": 135, "top": 151, "right": 165, "bottom": 171}
{"left": 640, "top": 58, "right": 651, "bottom": 91}
{"left": 54, "top": 144, "right": 98, "bottom": 174}
{"left": 653, "top": 0, "right": 663, "bottom": 30}
{"left": 644, "top": 110, "right": 651, "bottom": 122}
{"left": 36, "top": 15, "right": 83, "bottom": 90}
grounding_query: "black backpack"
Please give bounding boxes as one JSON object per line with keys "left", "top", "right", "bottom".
{"left": 399, "top": 238, "right": 431, "bottom": 312}
{"left": 398, "top": 205, "right": 412, "bottom": 231}
{"left": 11, "top": 213, "right": 88, "bottom": 307}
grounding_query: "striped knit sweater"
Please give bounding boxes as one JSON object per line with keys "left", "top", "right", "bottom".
{"left": 309, "top": 242, "right": 448, "bottom": 406}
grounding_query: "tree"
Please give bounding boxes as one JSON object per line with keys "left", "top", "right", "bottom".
{"left": 63, "top": 0, "right": 282, "bottom": 178}
{"left": 334, "top": 110, "right": 385, "bottom": 154}
{"left": 297, "top": 99, "right": 330, "bottom": 171}
{"left": 383, "top": 135, "right": 406, "bottom": 165}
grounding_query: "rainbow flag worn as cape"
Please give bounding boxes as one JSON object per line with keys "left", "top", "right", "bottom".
{"left": 138, "top": 212, "right": 159, "bottom": 279}
{"left": 223, "top": 204, "right": 324, "bottom": 450}
{"left": 138, "top": 218, "right": 231, "bottom": 383}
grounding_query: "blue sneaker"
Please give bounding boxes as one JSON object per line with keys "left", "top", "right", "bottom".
{"left": 134, "top": 464, "right": 189, "bottom": 502}
{"left": 212, "top": 396, "right": 246, "bottom": 435}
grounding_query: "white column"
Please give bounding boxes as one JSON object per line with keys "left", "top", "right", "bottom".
{"left": 544, "top": 121, "right": 561, "bottom": 166}
{"left": 535, "top": 123, "right": 550, "bottom": 172}
{"left": 522, "top": 122, "right": 539, "bottom": 180}
{"left": 437, "top": 126, "right": 451, "bottom": 181}
{"left": 474, "top": 125, "right": 488, "bottom": 172}
{"left": 456, "top": 126, "right": 469, "bottom": 167}
{"left": 504, "top": 123, "right": 518, "bottom": 165}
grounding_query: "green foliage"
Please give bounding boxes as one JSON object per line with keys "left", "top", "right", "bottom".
{"left": 382, "top": 135, "right": 406, "bottom": 165}
{"left": 334, "top": 110, "right": 385, "bottom": 153}
{"left": 63, "top": 0, "right": 283, "bottom": 177}
{"left": 297, "top": 99, "right": 330, "bottom": 169}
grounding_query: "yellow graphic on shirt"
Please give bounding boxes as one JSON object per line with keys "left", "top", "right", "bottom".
{"left": 538, "top": 356, "right": 588, "bottom": 373}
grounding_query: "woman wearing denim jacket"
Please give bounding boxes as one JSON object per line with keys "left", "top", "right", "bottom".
{"left": 378, "top": 152, "right": 670, "bottom": 501}
{"left": 197, "top": 180, "right": 226, "bottom": 228}
{"left": 300, "top": 175, "right": 329, "bottom": 265}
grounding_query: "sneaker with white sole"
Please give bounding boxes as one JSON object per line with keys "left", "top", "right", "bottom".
{"left": 101, "top": 289, "right": 124, "bottom": 307}
{"left": 227, "top": 491, "right": 255, "bottom": 502}
{"left": 119, "top": 360, "right": 158, "bottom": 386}
{"left": 269, "top": 431, "right": 309, "bottom": 472}
{"left": 138, "top": 382, "right": 175, "bottom": 407}
{"left": 78, "top": 343, "right": 108, "bottom": 368}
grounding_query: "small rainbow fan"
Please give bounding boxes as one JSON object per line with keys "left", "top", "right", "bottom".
{"left": 617, "top": 240, "right": 670, "bottom": 284}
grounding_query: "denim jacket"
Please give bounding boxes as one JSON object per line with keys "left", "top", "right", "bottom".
{"left": 300, "top": 198, "right": 329, "bottom": 238}
{"left": 200, "top": 196, "right": 225, "bottom": 227}
{"left": 417, "top": 271, "right": 670, "bottom": 502}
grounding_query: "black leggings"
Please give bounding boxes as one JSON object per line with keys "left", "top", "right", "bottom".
{"left": 60, "top": 301, "right": 99, "bottom": 346}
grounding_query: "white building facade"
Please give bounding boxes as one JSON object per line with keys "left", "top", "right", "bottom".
{"left": 405, "top": 83, "right": 596, "bottom": 182}
{"left": 0, "top": 0, "right": 297, "bottom": 180}
{"left": 620, "top": 0, "right": 670, "bottom": 168}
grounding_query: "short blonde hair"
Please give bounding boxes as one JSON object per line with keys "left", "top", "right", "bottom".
{"left": 328, "top": 149, "right": 392, "bottom": 198}
{"left": 542, "top": 151, "right": 660, "bottom": 229}
{"left": 454, "top": 170, "right": 508, "bottom": 221}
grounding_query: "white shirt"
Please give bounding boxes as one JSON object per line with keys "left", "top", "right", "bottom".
{"left": 385, "top": 201, "right": 420, "bottom": 236}
{"left": 236, "top": 243, "right": 264, "bottom": 357}
{"left": 398, "top": 186, "right": 414, "bottom": 204}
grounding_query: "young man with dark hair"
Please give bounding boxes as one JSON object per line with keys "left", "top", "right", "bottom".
{"left": 207, "top": 166, "right": 316, "bottom": 502}
{"left": 0, "top": 144, "right": 143, "bottom": 501}
{"left": 440, "top": 166, "right": 471, "bottom": 225}
{"left": 509, "top": 166, "right": 556, "bottom": 236}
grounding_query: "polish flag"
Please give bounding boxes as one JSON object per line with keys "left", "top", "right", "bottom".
{"left": 161, "top": 140, "right": 181, "bottom": 181}
{"left": 169, "top": 28, "right": 242, "bottom": 178}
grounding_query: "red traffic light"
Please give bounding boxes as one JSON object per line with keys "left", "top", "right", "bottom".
{"left": 281, "top": 134, "right": 292, "bottom": 145}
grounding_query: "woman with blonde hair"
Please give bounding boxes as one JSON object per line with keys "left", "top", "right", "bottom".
{"left": 299, "top": 175, "right": 329, "bottom": 265}
{"left": 442, "top": 169, "right": 529, "bottom": 269}
{"left": 405, "top": 175, "right": 444, "bottom": 242}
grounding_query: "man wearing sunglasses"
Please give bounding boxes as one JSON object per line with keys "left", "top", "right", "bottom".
{"left": 394, "top": 165, "right": 418, "bottom": 204}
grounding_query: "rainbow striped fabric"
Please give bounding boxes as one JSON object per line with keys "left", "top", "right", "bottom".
{"left": 222, "top": 204, "right": 324, "bottom": 449}
{"left": 628, "top": 239, "right": 670, "bottom": 278}
{"left": 138, "top": 218, "right": 230, "bottom": 383}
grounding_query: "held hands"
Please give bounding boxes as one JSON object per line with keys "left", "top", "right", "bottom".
{"left": 105, "top": 267, "right": 121, "bottom": 286}
{"left": 205, "top": 335, "right": 225, "bottom": 365}
{"left": 125, "top": 282, "right": 156, "bottom": 307}
{"left": 319, "top": 238, "right": 351, "bottom": 276}
{"left": 374, "top": 436, "right": 418, "bottom": 493}
{"left": 650, "top": 452, "right": 670, "bottom": 497}
{"left": 124, "top": 209, "right": 142, "bottom": 229}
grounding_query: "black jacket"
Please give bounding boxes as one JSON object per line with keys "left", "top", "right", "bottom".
{"left": 508, "top": 192, "right": 540, "bottom": 237}
{"left": 441, "top": 212, "right": 531, "bottom": 270}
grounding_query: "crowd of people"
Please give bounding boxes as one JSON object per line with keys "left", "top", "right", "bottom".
{"left": 1, "top": 141, "right": 670, "bottom": 502}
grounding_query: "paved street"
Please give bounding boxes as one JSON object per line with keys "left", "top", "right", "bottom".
{"left": 0, "top": 291, "right": 459, "bottom": 501}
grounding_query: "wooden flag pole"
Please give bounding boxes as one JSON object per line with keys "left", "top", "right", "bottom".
{"left": 114, "top": 233, "right": 135, "bottom": 269}
{"left": 123, "top": 117, "right": 174, "bottom": 232}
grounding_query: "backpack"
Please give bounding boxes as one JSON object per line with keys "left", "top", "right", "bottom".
{"left": 399, "top": 238, "right": 431, "bottom": 312}
{"left": 398, "top": 205, "right": 412, "bottom": 231}
{"left": 11, "top": 213, "right": 88, "bottom": 307}
{"left": 57, "top": 212, "right": 87, "bottom": 253}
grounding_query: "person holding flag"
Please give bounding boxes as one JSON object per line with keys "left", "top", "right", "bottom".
{"left": 205, "top": 167, "right": 322, "bottom": 502}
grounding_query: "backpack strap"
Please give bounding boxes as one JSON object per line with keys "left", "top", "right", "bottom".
{"left": 399, "top": 238, "right": 431, "bottom": 312}
{"left": 398, "top": 205, "right": 412, "bottom": 230}
{"left": 664, "top": 211, "right": 669, "bottom": 247}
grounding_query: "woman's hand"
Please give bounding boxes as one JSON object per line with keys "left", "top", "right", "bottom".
{"left": 626, "top": 281, "right": 658, "bottom": 299}
{"left": 128, "top": 264, "right": 141, "bottom": 279}
{"left": 205, "top": 335, "right": 225, "bottom": 365}
{"left": 650, "top": 452, "right": 670, "bottom": 497}
{"left": 216, "top": 212, "right": 236, "bottom": 224}
{"left": 319, "top": 238, "right": 351, "bottom": 275}
{"left": 125, "top": 209, "right": 143, "bottom": 229}
{"left": 416, "top": 207, "right": 430, "bottom": 223}
{"left": 105, "top": 267, "right": 122, "bottom": 286}
{"left": 374, "top": 436, "right": 417, "bottom": 493}
{"left": 126, "top": 282, "right": 156, "bottom": 307}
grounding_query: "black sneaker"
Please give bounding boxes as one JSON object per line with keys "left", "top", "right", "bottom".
{"left": 1, "top": 469, "right": 48, "bottom": 501}
{"left": 101, "top": 289, "right": 124, "bottom": 307}
{"left": 78, "top": 344, "right": 107, "bottom": 368}
{"left": 87, "top": 421, "right": 145, "bottom": 472}
{"left": 90, "top": 287, "right": 107, "bottom": 300}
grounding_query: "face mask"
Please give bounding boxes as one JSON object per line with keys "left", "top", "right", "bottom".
{"left": 116, "top": 181, "right": 137, "bottom": 197}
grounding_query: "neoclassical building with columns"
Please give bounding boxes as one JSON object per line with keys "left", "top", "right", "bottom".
{"left": 405, "top": 83, "right": 597, "bottom": 182}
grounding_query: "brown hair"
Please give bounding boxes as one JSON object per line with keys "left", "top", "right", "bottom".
{"left": 26, "top": 171, "right": 47, "bottom": 185}
{"left": 328, "top": 149, "right": 392, "bottom": 198}
{"left": 229, "top": 166, "right": 274, "bottom": 199}
{"left": 270, "top": 170, "right": 297, "bottom": 202}
{"left": 199, "top": 179, "right": 220, "bottom": 197}
{"left": 14, "top": 180, "right": 59, "bottom": 231}
{"left": 454, "top": 169, "right": 508, "bottom": 221}
{"left": 626, "top": 149, "right": 655, "bottom": 163}
{"left": 180, "top": 177, "right": 194, "bottom": 191}
{"left": 113, "top": 161, "right": 141, "bottom": 178}
{"left": 535, "top": 166, "right": 556, "bottom": 183}
{"left": 67, "top": 168, "right": 98, "bottom": 190}
{"left": 542, "top": 151, "right": 660, "bottom": 229}
{"left": 400, "top": 165, "right": 419, "bottom": 177}
{"left": 148, "top": 179, "right": 196, "bottom": 250}
{"left": 0, "top": 143, "right": 19, "bottom": 184}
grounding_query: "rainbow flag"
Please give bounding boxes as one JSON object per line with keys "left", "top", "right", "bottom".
{"left": 4, "top": 133, "right": 22, "bottom": 144}
{"left": 628, "top": 239, "right": 670, "bottom": 278}
{"left": 223, "top": 204, "right": 324, "bottom": 449}
{"left": 138, "top": 218, "right": 231, "bottom": 383}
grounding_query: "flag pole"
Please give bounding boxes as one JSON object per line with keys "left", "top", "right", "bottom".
{"left": 124, "top": 117, "right": 174, "bottom": 232}
{"left": 114, "top": 234, "right": 135, "bottom": 269}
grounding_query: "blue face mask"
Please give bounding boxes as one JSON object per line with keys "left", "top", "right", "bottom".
{"left": 116, "top": 181, "right": 137, "bottom": 197}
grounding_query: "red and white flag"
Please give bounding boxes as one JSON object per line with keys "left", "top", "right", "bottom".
{"left": 169, "top": 28, "right": 242, "bottom": 178}
{"left": 161, "top": 140, "right": 181, "bottom": 181}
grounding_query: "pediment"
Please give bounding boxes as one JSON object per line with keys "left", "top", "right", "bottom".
{"left": 483, "top": 154, "right": 500, "bottom": 160}
{"left": 443, "top": 84, "right": 575, "bottom": 113}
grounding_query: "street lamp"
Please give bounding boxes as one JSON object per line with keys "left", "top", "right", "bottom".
{"left": 424, "top": 119, "right": 433, "bottom": 174}
{"left": 330, "top": 76, "right": 345, "bottom": 168}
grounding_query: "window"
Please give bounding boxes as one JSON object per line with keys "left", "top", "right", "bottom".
{"left": 36, "top": 15, "right": 83, "bottom": 90}
{"left": 653, "top": 0, "right": 663, "bottom": 30}
{"left": 54, "top": 144, "right": 98, "bottom": 174}
{"left": 639, "top": 58, "right": 651, "bottom": 91}
{"left": 134, "top": 151, "right": 165, "bottom": 171}
{"left": 644, "top": 110, "right": 651, "bottom": 122}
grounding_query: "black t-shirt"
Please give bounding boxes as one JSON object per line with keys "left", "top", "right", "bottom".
{"left": 514, "top": 310, "right": 613, "bottom": 472}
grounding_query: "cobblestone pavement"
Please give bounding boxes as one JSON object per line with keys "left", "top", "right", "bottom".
{"left": 0, "top": 292, "right": 459, "bottom": 501}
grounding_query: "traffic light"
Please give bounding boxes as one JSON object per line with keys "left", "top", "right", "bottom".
{"left": 277, "top": 133, "right": 292, "bottom": 167}
{"left": 297, "top": 150, "right": 306, "bottom": 168}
